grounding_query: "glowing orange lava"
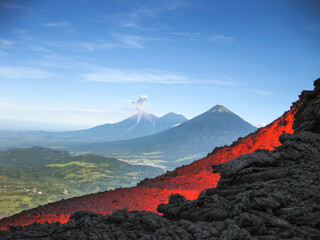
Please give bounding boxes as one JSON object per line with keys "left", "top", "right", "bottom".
{"left": 0, "top": 101, "right": 302, "bottom": 231}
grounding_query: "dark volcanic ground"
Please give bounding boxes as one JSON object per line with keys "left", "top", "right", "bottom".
{"left": 1, "top": 79, "right": 320, "bottom": 240}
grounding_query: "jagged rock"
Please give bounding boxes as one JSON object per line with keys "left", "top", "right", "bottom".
{"left": 1, "top": 79, "right": 320, "bottom": 239}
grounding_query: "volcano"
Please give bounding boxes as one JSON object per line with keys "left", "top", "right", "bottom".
{"left": 0, "top": 111, "right": 188, "bottom": 150}
{"left": 69, "top": 104, "right": 257, "bottom": 168}
{"left": 0, "top": 79, "right": 317, "bottom": 233}
{"left": 80, "top": 111, "right": 188, "bottom": 141}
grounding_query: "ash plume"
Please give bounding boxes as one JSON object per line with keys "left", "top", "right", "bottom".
{"left": 132, "top": 95, "right": 148, "bottom": 111}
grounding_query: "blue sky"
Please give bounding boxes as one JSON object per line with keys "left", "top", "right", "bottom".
{"left": 0, "top": 0, "right": 319, "bottom": 130}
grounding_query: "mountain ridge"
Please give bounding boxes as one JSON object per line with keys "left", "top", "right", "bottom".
{"left": 0, "top": 111, "right": 188, "bottom": 149}
{"left": 68, "top": 105, "right": 257, "bottom": 168}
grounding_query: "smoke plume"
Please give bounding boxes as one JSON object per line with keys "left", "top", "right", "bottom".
{"left": 132, "top": 95, "right": 148, "bottom": 111}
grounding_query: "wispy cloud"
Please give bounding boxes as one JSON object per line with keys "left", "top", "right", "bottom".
{"left": 0, "top": 66, "right": 55, "bottom": 79}
{"left": 113, "top": 0, "right": 184, "bottom": 30}
{"left": 0, "top": 50, "right": 8, "bottom": 56}
{"left": 42, "top": 21, "right": 71, "bottom": 28}
{"left": 112, "top": 33, "right": 157, "bottom": 49}
{"left": 44, "top": 33, "right": 159, "bottom": 51}
{"left": 74, "top": 41, "right": 117, "bottom": 51}
{"left": 122, "top": 22, "right": 138, "bottom": 28}
{"left": 84, "top": 68, "right": 189, "bottom": 84}
{"left": 0, "top": 39, "right": 13, "bottom": 49}
{"left": 12, "top": 28, "right": 30, "bottom": 34}
{"left": 30, "top": 54, "right": 85, "bottom": 70}
{"left": 170, "top": 32, "right": 202, "bottom": 40}
{"left": 11, "top": 28, "right": 35, "bottom": 41}
{"left": 42, "top": 21, "right": 74, "bottom": 33}
{"left": 28, "top": 46, "right": 53, "bottom": 53}
{"left": 0, "top": 38, "right": 14, "bottom": 56}
{"left": 0, "top": 2, "right": 31, "bottom": 10}
{"left": 46, "top": 41, "right": 116, "bottom": 52}
{"left": 241, "top": 88, "right": 271, "bottom": 96}
{"left": 83, "top": 66, "right": 236, "bottom": 85}
{"left": 170, "top": 32, "right": 234, "bottom": 43}
{"left": 209, "top": 34, "right": 234, "bottom": 43}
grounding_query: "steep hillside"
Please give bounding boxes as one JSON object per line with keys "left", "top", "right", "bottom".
{"left": 68, "top": 105, "right": 257, "bottom": 168}
{"left": 1, "top": 78, "right": 315, "bottom": 232}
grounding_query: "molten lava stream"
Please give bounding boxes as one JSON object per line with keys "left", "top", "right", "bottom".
{"left": 0, "top": 101, "right": 301, "bottom": 231}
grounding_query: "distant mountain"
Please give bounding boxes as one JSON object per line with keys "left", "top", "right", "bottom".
{"left": 0, "top": 147, "right": 164, "bottom": 217}
{"left": 155, "top": 112, "right": 188, "bottom": 131}
{"left": 79, "top": 111, "right": 188, "bottom": 141}
{"left": 68, "top": 105, "right": 257, "bottom": 168}
{"left": 0, "top": 112, "right": 188, "bottom": 150}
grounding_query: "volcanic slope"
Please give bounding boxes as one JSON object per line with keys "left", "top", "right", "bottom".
{"left": 0, "top": 77, "right": 311, "bottom": 232}
{"left": 2, "top": 79, "right": 318, "bottom": 239}
{"left": 0, "top": 112, "right": 187, "bottom": 150}
{"left": 68, "top": 105, "right": 257, "bottom": 169}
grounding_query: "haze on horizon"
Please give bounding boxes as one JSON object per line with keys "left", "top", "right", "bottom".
{"left": 0, "top": 0, "right": 319, "bottom": 131}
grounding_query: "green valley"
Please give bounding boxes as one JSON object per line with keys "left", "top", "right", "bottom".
{"left": 0, "top": 147, "right": 164, "bottom": 218}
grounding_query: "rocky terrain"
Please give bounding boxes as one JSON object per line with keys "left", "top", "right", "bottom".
{"left": 0, "top": 79, "right": 319, "bottom": 239}
{"left": 0, "top": 96, "right": 297, "bottom": 232}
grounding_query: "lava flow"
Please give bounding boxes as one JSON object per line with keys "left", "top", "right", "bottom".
{"left": 0, "top": 96, "right": 304, "bottom": 231}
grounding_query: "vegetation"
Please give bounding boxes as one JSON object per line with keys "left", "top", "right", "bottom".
{"left": 0, "top": 147, "right": 164, "bottom": 217}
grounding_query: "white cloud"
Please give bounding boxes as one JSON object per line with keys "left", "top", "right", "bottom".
{"left": 122, "top": 22, "right": 138, "bottom": 28}
{"left": 170, "top": 32, "right": 202, "bottom": 40}
{"left": 41, "top": 34, "right": 159, "bottom": 52}
{"left": 241, "top": 88, "right": 271, "bottom": 96}
{"left": 112, "top": 33, "right": 159, "bottom": 49}
{"left": 42, "top": 21, "right": 71, "bottom": 28}
{"left": 109, "top": 0, "right": 183, "bottom": 30}
{"left": 12, "top": 28, "right": 30, "bottom": 34}
{"left": 0, "top": 2, "right": 31, "bottom": 10}
{"left": 31, "top": 54, "right": 85, "bottom": 70}
{"left": 46, "top": 41, "right": 117, "bottom": 52}
{"left": 83, "top": 67, "right": 190, "bottom": 84}
{"left": 42, "top": 21, "right": 74, "bottom": 33}
{"left": 83, "top": 66, "right": 236, "bottom": 85}
{"left": 0, "top": 39, "right": 13, "bottom": 49}
{"left": 77, "top": 42, "right": 116, "bottom": 51}
{"left": 170, "top": 32, "right": 234, "bottom": 43}
{"left": 0, "top": 66, "right": 55, "bottom": 79}
{"left": 28, "top": 46, "right": 53, "bottom": 53}
{"left": 0, "top": 50, "right": 8, "bottom": 56}
{"left": 209, "top": 35, "right": 234, "bottom": 43}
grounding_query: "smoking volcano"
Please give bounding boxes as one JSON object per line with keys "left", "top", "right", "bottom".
{"left": 1, "top": 79, "right": 319, "bottom": 240}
